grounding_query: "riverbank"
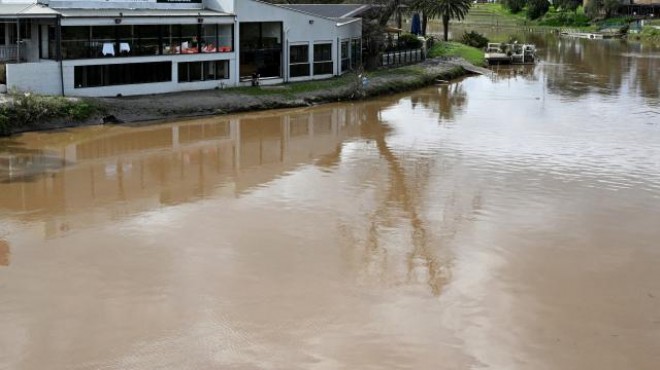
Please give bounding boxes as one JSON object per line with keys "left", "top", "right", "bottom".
{"left": 1, "top": 58, "right": 472, "bottom": 136}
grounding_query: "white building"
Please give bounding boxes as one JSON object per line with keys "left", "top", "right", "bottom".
{"left": 0, "top": 0, "right": 363, "bottom": 97}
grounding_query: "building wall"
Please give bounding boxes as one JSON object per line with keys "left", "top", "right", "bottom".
{"left": 204, "top": 0, "right": 234, "bottom": 13}
{"left": 234, "top": 0, "right": 361, "bottom": 83}
{"left": 6, "top": 61, "right": 62, "bottom": 95}
{"left": 4, "top": 0, "right": 362, "bottom": 96}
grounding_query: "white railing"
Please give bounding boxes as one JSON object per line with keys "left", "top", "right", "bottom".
{"left": 0, "top": 45, "right": 21, "bottom": 62}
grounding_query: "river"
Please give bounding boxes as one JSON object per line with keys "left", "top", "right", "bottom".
{"left": 1, "top": 33, "right": 659, "bottom": 369}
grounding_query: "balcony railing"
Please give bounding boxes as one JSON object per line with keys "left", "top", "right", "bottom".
{"left": 0, "top": 45, "right": 23, "bottom": 62}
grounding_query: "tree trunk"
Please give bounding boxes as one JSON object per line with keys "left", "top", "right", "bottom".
{"left": 422, "top": 14, "right": 428, "bottom": 36}
{"left": 442, "top": 15, "right": 450, "bottom": 41}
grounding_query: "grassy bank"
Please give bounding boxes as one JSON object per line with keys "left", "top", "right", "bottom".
{"left": 463, "top": 3, "right": 600, "bottom": 30}
{"left": 428, "top": 42, "right": 486, "bottom": 67}
{"left": 0, "top": 93, "right": 101, "bottom": 136}
{"left": 634, "top": 26, "right": 660, "bottom": 44}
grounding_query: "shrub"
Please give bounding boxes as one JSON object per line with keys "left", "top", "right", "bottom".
{"left": 460, "top": 31, "right": 489, "bottom": 49}
{"left": 0, "top": 92, "right": 100, "bottom": 136}
{"left": 503, "top": 0, "right": 526, "bottom": 13}
{"left": 528, "top": 0, "right": 550, "bottom": 20}
{"left": 539, "top": 11, "right": 590, "bottom": 27}
{"left": 398, "top": 33, "right": 424, "bottom": 49}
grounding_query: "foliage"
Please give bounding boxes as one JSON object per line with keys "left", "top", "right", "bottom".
{"left": 585, "top": 0, "right": 602, "bottom": 19}
{"left": 459, "top": 31, "right": 489, "bottom": 48}
{"left": 0, "top": 92, "right": 100, "bottom": 136}
{"left": 397, "top": 33, "right": 424, "bottom": 49}
{"left": 413, "top": 0, "right": 472, "bottom": 41}
{"left": 602, "top": 0, "right": 620, "bottom": 18}
{"left": 428, "top": 41, "right": 486, "bottom": 66}
{"left": 539, "top": 9, "right": 590, "bottom": 27}
{"left": 636, "top": 26, "right": 660, "bottom": 44}
{"left": 527, "top": 0, "right": 550, "bottom": 20}
{"left": 555, "top": 0, "right": 581, "bottom": 12}
{"left": 502, "top": 0, "right": 526, "bottom": 14}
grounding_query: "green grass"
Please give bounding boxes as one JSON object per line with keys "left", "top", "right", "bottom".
{"left": 428, "top": 42, "right": 486, "bottom": 66}
{"left": 636, "top": 26, "right": 660, "bottom": 44}
{"left": 464, "top": 4, "right": 529, "bottom": 26}
{"left": 465, "top": 4, "right": 600, "bottom": 30}
{"left": 226, "top": 74, "right": 356, "bottom": 97}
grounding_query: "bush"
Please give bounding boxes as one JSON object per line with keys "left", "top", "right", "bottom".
{"left": 503, "top": 0, "right": 526, "bottom": 13}
{"left": 460, "top": 31, "right": 489, "bottom": 48}
{"left": 539, "top": 11, "right": 590, "bottom": 27}
{"left": 397, "top": 33, "right": 424, "bottom": 49}
{"left": 528, "top": 0, "right": 550, "bottom": 20}
{"left": 585, "top": 0, "right": 602, "bottom": 19}
{"left": 0, "top": 92, "right": 100, "bottom": 136}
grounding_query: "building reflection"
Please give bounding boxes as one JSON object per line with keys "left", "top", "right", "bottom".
{"left": 0, "top": 105, "right": 364, "bottom": 236}
{"left": 0, "top": 240, "right": 9, "bottom": 267}
{"left": 542, "top": 34, "right": 659, "bottom": 101}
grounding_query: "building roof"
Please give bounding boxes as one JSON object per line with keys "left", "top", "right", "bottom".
{"left": 57, "top": 8, "right": 231, "bottom": 18}
{"left": 280, "top": 4, "right": 372, "bottom": 19}
{"left": 0, "top": 3, "right": 60, "bottom": 18}
{"left": 0, "top": 4, "right": 230, "bottom": 19}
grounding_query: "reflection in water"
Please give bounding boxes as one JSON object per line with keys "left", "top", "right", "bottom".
{"left": 411, "top": 81, "right": 468, "bottom": 122}
{"left": 0, "top": 240, "right": 8, "bottom": 266}
{"left": 0, "top": 107, "right": 363, "bottom": 236}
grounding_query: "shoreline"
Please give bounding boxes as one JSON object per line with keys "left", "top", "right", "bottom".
{"left": 2, "top": 58, "right": 478, "bottom": 137}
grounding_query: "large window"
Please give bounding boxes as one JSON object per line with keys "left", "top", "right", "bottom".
{"left": 313, "top": 43, "right": 333, "bottom": 76}
{"left": 239, "top": 22, "right": 282, "bottom": 79}
{"left": 178, "top": 60, "right": 229, "bottom": 82}
{"left": 74, "top": 62, "right": 172, "bottom": 88}
{"left": 289, "top": 44, "right": 309, "bottom": 78}
{"left": 9, "top": 20, "right": 32, "bottom": 43}
{"left": 52, "top": 24, "right": 234, "bottom": 60}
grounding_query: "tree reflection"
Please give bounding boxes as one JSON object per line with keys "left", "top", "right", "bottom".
{"left": 410, "top": 82, "right": 468, "bottom": 122}
{"left": 339, "top": 102, "right": 482, "bottom": 296}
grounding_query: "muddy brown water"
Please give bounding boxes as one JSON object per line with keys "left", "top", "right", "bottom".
{"left": 1, "top": 35, "right": 659, "bottom": 369}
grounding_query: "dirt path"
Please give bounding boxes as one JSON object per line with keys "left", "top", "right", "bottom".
{"left": 97, "top": 58, "right": 471, "bottom": 124}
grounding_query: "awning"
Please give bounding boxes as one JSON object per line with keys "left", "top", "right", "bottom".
{"left": 57, "top": 8, "right": 235, "bottom": 26}
{"left": 57, "top": 8, "right": 232, "bottom": 19}
{"left": 0, "top": 4, "right": 60, "bottom": 19}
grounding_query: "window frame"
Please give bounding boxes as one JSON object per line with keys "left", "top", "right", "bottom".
{"left": 289, "top": 43, "right": 310, "bottom": 78}
{"left": 313, "top": 42, "right": 333, "bottom": 76}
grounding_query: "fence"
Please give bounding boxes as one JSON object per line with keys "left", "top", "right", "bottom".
{"left": 381, "top": 48, "right": 425, "bottom": 67}
{"left": 0, "top": 45, "right": 21, "bottom": 62}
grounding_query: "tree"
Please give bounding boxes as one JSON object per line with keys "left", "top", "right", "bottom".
{"left": 413, "top": 0, "right": 472, "bottom": 42}
{"left": 555, "top": 0, "right": 582, "bottom": 12}
{"left": 603, "top": 0, "right": 621, "bottom": 17}
{"left": 527, "top": 0, "right": 550, "bottom": 20}
{"left": 503, "top": 0, "right": 526, "bottom": 14}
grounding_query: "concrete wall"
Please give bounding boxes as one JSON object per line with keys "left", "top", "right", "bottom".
{"left": 6, "top": 61, "right": 62, "bottom": 95}
{"left": 204, "top": 0, "right": 234, "bottom": 13}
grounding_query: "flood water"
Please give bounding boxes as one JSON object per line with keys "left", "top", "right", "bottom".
{"left": 1, "top": 34, "right": 659, "bottom": 369}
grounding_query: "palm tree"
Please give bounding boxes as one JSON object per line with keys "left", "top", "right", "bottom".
{"left": 414, "top": 0, "right": 472, "bottom": 42}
